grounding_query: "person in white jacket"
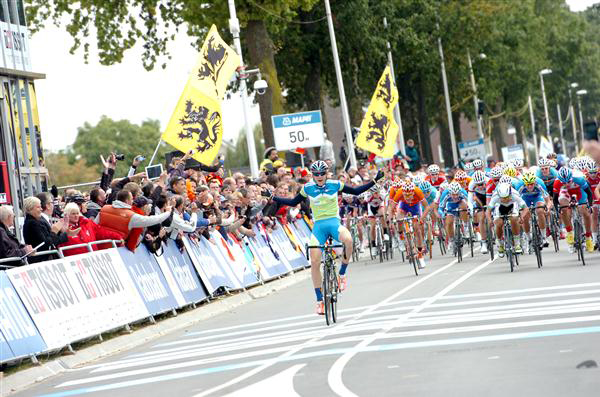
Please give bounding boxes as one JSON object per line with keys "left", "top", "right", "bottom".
{"left": 166, "top": 195, "right": 198, "bottom": 240}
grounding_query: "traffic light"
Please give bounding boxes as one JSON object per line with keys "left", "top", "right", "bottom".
{"left": 477, "top": 100, "right": 485, "bottom": 116}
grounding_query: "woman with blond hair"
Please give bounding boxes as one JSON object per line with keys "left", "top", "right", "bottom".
{"left": 58, "top": 203, "right": 122, "bottom": 257}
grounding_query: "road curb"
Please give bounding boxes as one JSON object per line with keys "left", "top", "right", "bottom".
{"left": 1, "top": 269, "right": 310, "bottom": 397}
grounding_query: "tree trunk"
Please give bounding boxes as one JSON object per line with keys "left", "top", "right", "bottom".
{"left": 438, "top": 110, "right": 454, "bottom": 169}
{"left": 490, "top": 100, "right": 506, "bottom": 160}
{"left": 416, "top": 74, "right": 432, "bottom": 164}
{"left": 245, "top": 19, "right": 285, "bottom": 149}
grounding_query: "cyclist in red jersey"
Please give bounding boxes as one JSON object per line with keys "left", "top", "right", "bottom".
{"left": 425, "top": 164, "right": 447, "bottom": 187}
{"left": 585, "top": 161, "right": 600, "bottom": 247}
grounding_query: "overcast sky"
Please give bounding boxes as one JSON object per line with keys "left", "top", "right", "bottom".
{"left": 30, "top": 0, "right": 597, "bottom": 152}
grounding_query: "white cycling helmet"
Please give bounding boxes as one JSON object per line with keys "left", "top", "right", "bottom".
{"left": 538, "top": 157, "right": 550, "bottom": 167}
{"left": 490, "top": 167, "right": 503, "bottom": 179}
{"left": 427, "top": 164, "right": 440, "bottom": 174}
{"left": 472, "top": 170, "right": 486, "bottom": 184}
{"left": 499, "top": 175, "right": 513, "bottom": 185}
{"left": 439, "top": 181, "right": 449, "bottom": 191}
{"left": 465, "top": 162, "right": 474, "bottom": 171}
{"left": 412, "top": 175, "right": 425, "bottom": 185}
{"left": 497, "top": 183, "right": 512, "bottom": 198}
{"left": 511, "top": 158, "right": 524, "bottom": 168}
{"left": 472, "top": 159, "right": 484, "bottom": 169}
{"left": 448, "top": 181, "right": 462, "bottom": 194}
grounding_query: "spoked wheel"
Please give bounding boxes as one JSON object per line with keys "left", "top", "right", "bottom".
{"left": 407, "top": 237, "right": 418, "bottom": 276}
{"left": 388, "top": 236, "right": 394, "bottom": 260}
{"left": 468, "top": 221, "right": 475, "bottom": 258}
{"left": 508, "top": 244, "right": 515, "bottom": 273}
{"left": 368, "top": 225, "right": 374, "bottom": 261}
{"left": 551, "top": 213, "right": 561, "bottom": 252}
{"left": 377, "top": 227, "right": 384, "bottom": 263}
{"left": 322, "top": 267, "right": 331, "bottom": 326}
{"left": 454, "top": 220, "right": 463, "bottom": 262}
{"left": 575, "top": 221, "right": 586, "bottom": 266}
{"left": 486, "top": 220, "right": 495, "bottom": 260}
{"left": 533, "top": 224, "right": 543, "bottom": 269}
{"left": 329, "top": 267, "right": 338, "bottom": 323}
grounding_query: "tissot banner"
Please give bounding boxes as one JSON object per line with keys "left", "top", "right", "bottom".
{"left": 6, "top": 249, "right": 149, "bottom": 349}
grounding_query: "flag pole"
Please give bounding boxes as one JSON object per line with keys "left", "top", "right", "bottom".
{"left": 148, "top": 139, "right": 162, "bottom": 166}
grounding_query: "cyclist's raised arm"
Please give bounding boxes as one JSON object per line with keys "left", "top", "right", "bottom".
{"left": 272, "top": 192, "right": 304, "bottom": 207}
{"left": 341, "top": 170, "right": 384, "bottom": 196}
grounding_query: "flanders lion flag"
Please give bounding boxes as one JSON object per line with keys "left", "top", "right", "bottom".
{"left": 162, "top": 83, "right": 223, "bottom": 165}
{"left": 355, "top": 65, "right": 399, "bottom": 158}
{"left": 189, "top": 25, "right": 240, "bottom": 99}
{"left": 162, "top": 24, "right": 240, "bottom": 164}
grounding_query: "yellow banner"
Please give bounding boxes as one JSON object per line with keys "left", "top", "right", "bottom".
{"left": 189, "top": 24, "right": 241, "bottom": 100}
{"left": 162, "top": 83, "right": 223, "bottom": 165}
{"left": 356, "top": 65, "right": 399, "bottom": 158}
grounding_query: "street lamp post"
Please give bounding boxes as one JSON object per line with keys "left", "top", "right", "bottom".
{"left": 528, "top": 95, "right": 539, "bottom": 161}
{"left": 228, "top": 0, "right": 259, "bottom": 178}
{"left": 467, "top": 50, "right": 485, "bottom": 139}
{"left": 576, "top": 89, "right": 588, "bottom": 151}
{"left": 539, "top": 69, "right": 552, "bottom": 140}
{"left": 324, "top": 0, "right": 357, "bottom": 169}
{"left": 569, "top": 82, "right": 579, "bottom": 154}
{"left": 556, "top": 104, "right": 566, "bottom": 156}
{"left": 383, "top": 17, "right": 405, "bottom": 157}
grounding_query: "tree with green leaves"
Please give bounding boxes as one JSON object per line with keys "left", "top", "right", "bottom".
{"left": 26, "top": 0, "right": 318, "bottom": 150}
{"left": 69, "top": 116, "right": 170, "bottom": 176}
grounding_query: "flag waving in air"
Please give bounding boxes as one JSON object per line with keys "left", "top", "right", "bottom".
{"left": 162, "top": 25, "right": 240, "bottom": 165}
{"left": 190, "top": 25, "right": 241, "bottom": 100}
{"left": 356, "top": 65, "right": 399, "bottom": 159}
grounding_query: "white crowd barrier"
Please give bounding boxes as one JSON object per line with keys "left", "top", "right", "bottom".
{"left": 0, "top": 219, "right": 312, "bottom": 365}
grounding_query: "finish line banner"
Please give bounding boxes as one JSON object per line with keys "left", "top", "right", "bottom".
{"left": 6, "top": 249, "right": 149, "bottom": 349}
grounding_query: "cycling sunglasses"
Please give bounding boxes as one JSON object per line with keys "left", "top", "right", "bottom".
{"left": 313, "top": 171, "right": 327, "bottom": 177}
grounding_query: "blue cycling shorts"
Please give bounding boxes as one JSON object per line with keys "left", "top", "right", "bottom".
{"left": 523, "top": 194, "right": 545, "bottom": 207}
{"left": 310, "top": 218, "right": 342, "bottom": 245}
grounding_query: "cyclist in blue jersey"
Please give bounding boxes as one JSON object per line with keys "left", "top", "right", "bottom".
{"left": 536, "top": 158, "right": 558, "bottom": 199}
{"left": 516, "top": 172, "right": 552, "bottom": 248}
{"left": 271, "top": 160, "right": 384, "bottom": 314}
{"left": 438, "top": 182, "right": 469, "bottom": 252}
{"left": 468, "top": 170, "right": 489, "bottom": 253}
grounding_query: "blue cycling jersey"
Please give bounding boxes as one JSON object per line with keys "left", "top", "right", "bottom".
{"left": 422, "top": 187, "right": 439, "bottom": 206}
{"left": 514, "top": 177, "right": 548, "bottom": 200}
{"left": 535, "top": 167, "right": 558, "bottom": 187}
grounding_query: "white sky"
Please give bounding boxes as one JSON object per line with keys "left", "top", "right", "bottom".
{"left": 30, "top": 24, "right": 261, "bottom": 152}
{"left": 30, "top": 0, "right": 597, "bottom": 151}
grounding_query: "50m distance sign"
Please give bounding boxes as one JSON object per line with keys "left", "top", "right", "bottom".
{"left": 271, "top": 110, "right": 324, "bottom": 151}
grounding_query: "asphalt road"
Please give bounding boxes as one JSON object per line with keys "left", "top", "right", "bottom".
{"left": 12, "top": 240, "right": 600, "bottom": 397}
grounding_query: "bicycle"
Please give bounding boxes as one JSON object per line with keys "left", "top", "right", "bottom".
{"left": 499, "top": 213, "right": 520, "bottom": 272}
{"left": 436, "top": 218, "right": 447, "bottom": 255}
{"left": 527, "top": 205, "right": 544, "bottom": 269}
{"left": 549, "top": 207, "right": 561, "bottom": 252}
{"left": 423, "top": 215, "right": 434, "bottom": 259}
{"left": 451, "top": 209, "right": 470, "bottom": 262}
{"left": 347, "top": 217, "right": 361, "bottom": 263}
{"left": 306, "top": 238, "right": 344, "bottom": 326}
{"left": 398, "top": 216, "right": 420, "bottom": 276}
{"left": 368, "top": 215, "right": 386, "bottom": 263}
{"left": 560, "top": 197, "right": 589, "bottom": 266}
{"left": 479, "top": 206, "right": 495, "bottom": 260}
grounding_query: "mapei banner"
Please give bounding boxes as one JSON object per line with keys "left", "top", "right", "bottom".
{"left": 155, "top": 241, "right": 208, "bottom": 306}
{"left": 117, "top": 247, "right": 179, "bottom": 316}
{"left": 0, "top": 272, "right": 46, "bottom": 360}
{"left": 6, "top": 249, "right": 149, "bottom": 349}
{"left": 183, "top": 236, "right": 239, "bottom": 294}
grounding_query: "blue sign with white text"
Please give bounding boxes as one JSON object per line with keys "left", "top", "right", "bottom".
{"left": 117, "top": 247, "right": 179, "bottom": 316}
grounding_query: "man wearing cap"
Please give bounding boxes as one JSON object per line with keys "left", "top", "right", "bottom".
{"left": 260, "top": 147, "right": 279, "bottom": 172}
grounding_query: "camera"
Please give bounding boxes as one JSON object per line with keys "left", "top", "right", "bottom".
{"left": 115, "top": 154, "right": 125, "bottom": 161}
{"left": 253, "top": 79, "right": 268, "bottom": 95}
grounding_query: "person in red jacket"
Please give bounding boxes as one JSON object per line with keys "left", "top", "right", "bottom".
{"left": 59, "top": 203, "right": 123, "bottom": 256}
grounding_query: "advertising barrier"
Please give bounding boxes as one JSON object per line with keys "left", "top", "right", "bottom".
{"left": 0, "top": 272, "right": 46, "bottom": 359}
{"left": 6, "top": 249, "right": 149, "bottom": 349}
{"left": 117, "top": 247, "right": 179, "bottom": 316}
{"left": 155, "top": 241, "right": 208, "bottom": 306}
{"left": 0, "top": 219, "right": 312, "bottom": 364}
{"left": 183, "top": 236, "right": 238, "bottom": 294}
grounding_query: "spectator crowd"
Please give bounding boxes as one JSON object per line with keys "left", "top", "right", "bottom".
{"left": 0, "top": 146, "right": 397, "bottom": 266}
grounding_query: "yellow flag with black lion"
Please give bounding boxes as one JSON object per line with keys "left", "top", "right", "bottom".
{"left": 356, "top": 65, "right": 399, "bottom": 159}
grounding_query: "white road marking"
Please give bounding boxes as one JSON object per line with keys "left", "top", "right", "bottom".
{"left": 189, "top": 257, "right": 460, "bottom": 397}
{"left": 328, "top": 257, "right": 494, "bottom": 397}
{"left": 221, "top": 364, "right": 305, "bottom": 397}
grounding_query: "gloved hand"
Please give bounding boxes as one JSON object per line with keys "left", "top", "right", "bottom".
{"left": 375, "top": 170, "right": 385, "bottom": 182}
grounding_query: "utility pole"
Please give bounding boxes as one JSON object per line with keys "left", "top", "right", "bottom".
{"left": 324, "top": 0, "right": 356, "bottom": 169}
{"left": 228, "top": 0, "right": 259, "bottom": 177}
{"left": 437, "top": 24, "right": 458, "bottom": 167}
